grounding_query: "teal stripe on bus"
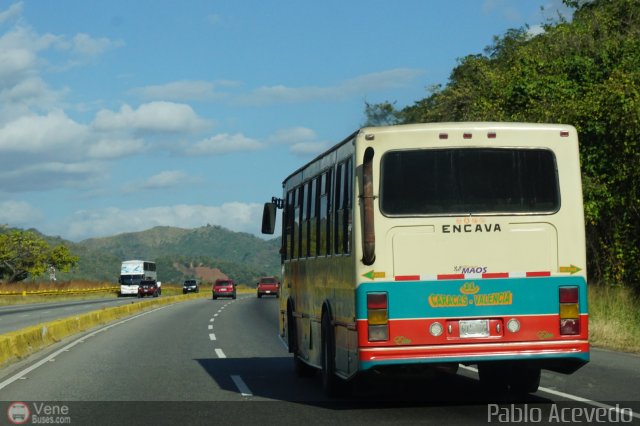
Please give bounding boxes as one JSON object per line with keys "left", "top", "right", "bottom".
{"left": 356, "top": 276, "right": 588, "bottom": 320}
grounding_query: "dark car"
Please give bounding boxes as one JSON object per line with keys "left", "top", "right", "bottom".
{"left": 212, "top": 279, "right": 236, "bottom": 300}
{"left": 257, "top": 277, "right": 280, "bottom": 298}
{"left": 138, "top": 280, "right": 160, "bottom": 298}
{"left": 183, "top": 279, "right": 200, "bottom": 294}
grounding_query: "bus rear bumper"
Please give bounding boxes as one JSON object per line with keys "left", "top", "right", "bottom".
{"left": 359, "top": 340, "right": 589, "bottom": 374}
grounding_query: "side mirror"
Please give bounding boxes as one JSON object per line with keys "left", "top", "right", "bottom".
{"left": 261, "top": 202, "right": 276, "bottom": 234}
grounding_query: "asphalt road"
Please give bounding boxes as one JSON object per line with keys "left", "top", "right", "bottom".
{"left": 0, "top": 296, "right": 639, "bottom": 425}
{"left": 0, "top": 297, "right": 139, "bottom": 334}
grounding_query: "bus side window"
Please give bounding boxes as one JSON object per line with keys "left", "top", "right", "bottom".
{"left": 310, "top": 177, "right": 319, "bottom": 257}
{"left": 301, "top": 181, "right": 309, "bottom": 258}
{"left": 319, "top": 170, "right": 331, "bottom": 256}
{"left": 285, "top": 190, "right": 295, "bottom": 260}
{"left": 334, "top": 163, "right": 344, "bottom": 255}
{"left": 294, "top": 187, "right": 302, "bottom": 259}
{"left": 343, "top": 157, "right": 352, "bottom": 254}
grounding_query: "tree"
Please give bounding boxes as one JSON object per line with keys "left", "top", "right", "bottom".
{"left": 0, "top": 230, "right": 79, "bottom": 283}
{"left": 362, "top": 101, "right": 400, "bottom": 127}
{"left": 364, "top": 0, "right": 640, "bottom": 288}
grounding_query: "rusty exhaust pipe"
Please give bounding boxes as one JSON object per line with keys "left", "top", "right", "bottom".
{"left": 362, "top": 147, "right": 376, "bottom": 265}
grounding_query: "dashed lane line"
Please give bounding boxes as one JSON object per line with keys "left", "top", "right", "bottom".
{"left": 231, "top": 375, "right": 253, "bottom": 397}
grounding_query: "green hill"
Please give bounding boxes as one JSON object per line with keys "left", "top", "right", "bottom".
{"left": 51, "top": 225, "right": 281, "bottom": 286}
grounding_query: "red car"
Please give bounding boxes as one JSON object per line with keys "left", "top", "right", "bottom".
{"left": 138, "top": 280, "right": 160, "bottom": 298}
{"left": 257, "top": 277, "right": 280, "bottom": 298}
{"left": 212, "top": 279, "right": 236, "bottom": 300}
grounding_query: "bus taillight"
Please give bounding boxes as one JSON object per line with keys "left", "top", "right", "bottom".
{"left": 367, "top": 292, "right": 388, "bottom": 341}
{"left": 559, "top": 286, "right": 580, "bottom": 335}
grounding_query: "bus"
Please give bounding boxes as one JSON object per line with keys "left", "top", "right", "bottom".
{"left": 262, "top": 122, "right": 589, "bottom": 395}
{"left": 119, "top": 260, "right": 157, "bottom": 296}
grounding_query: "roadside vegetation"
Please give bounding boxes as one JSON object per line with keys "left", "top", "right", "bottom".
{"left": 589, "top": 285, "right": 640, "bottom": 353}
{"left": 364, "top": 0, "right": 640, "bottom": 352}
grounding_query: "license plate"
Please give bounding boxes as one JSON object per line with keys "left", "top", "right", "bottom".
{"left": 459, "top": 319, "right": 490, "bottom": 338}
{"left": 266, "top": 290, "right": 271, "bottom": 294}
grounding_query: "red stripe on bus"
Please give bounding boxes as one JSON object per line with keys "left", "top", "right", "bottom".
{"left": 526, "top": 271, "right": 551, "bottom": 277}
{"left": 437, "top": 274, "right": 465, "bottom": 280}
{"left": 482, "top": 272, "right": 510, "bottom": 279}
{"left": 395, "top": 275, "right": 420, "bottom": 281}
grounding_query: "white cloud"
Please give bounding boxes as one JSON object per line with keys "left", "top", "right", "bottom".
{"left": 0, "top": 110, "right": 87, "bottom": 154}
{"left": 236, "top": 68, "right": 424, "bottom": 106}
{"left": 267, "top": 127, "right": 329, "bottom": 156}
{"left": 131, "top": 80, "right": 216, "bottom": 102}
{"left": 62, "top": 202, "right": 265, "bottom": 241}
{"left": 0, "top": 46, "right": 37, "bottom": 85}
{"left": 130, "top": 80, "right": 239, "bottom": 102}
{"left": 86, "top": 137, "right": 147, "bottom": 159}
{"left": 92, "top": 101, "right": 212, "bottom": 134}
{"left": 0, "top": 2, "right": 22, "bottom": 24}
{"left": 268, "top": 127, "right": 317, "bottom": 145}
{"left": 289, "top": 141, "right": 330, "bottom": 156}
{"left": 0, "top": 161, "right": 107, "bottom": 192}
{"left": 122, "top": 170, "right": 196, "bottom": 193}
{"left": 0, "top": 199, "right": 43, "bottom": 225}
{"left": 183, "top": 133, "right": 264, "bottom": 156}
{"left": 70, "top": 33, "right": 123, "bottom": 57}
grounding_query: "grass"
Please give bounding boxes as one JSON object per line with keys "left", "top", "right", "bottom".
{"left": 588, "top": 284, "right": 640, "bottom": 353}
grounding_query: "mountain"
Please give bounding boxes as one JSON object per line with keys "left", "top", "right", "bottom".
{"left": 54, "top": 225, "right": 281, "bottom": 286}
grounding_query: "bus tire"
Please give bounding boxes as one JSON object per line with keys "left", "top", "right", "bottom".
{"left": 321, "top": 314, "right": 349, "bottom": 397}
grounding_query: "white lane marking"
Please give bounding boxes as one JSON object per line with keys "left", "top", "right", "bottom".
{"left": 215, "top": 349, "right": 226, "bottom": 358}
{"left": 459, "top": 365, "right": 640, "bottom": 419}
{"left": 209, "top": 318, "right": 214, "bottom": 322}
{"left": 208, "top": 325, "right": 213, "bottom": 330}
{"left": 231, "top": 375, "right": 253, "bottom": 397}
{"left": 214, "top": 313, "right": 219, "bottom": 317}
{"left": 0, "top": 305, "right": 171, "bottom": 391}
{"left": 209, "top": 333, "right": 216, "bottom": 341}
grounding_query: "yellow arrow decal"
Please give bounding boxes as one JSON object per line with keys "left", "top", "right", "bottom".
{"left": 362, "top": 270, "right": 386, "bottom": 280}
{"left": 559, "top": 265, "right": 582, "bottom": 275}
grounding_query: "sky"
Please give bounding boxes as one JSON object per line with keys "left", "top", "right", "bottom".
{"left": 0, "top": 0, "right": 573, "bottom": 242}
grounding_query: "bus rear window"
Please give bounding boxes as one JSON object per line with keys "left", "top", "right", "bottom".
{"left": 380, "top": 148, "right": 559, "bottom": 215}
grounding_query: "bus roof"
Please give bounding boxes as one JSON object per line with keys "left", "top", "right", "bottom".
{"left": 281, "top": 122, "right": 576, "bottom": 186}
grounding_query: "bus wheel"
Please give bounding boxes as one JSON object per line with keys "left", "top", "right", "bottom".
{"left": 509, "top": 367, "right": 541, "bottom": 394}
{"left": 321, "top": 314, "right": 349, "bottom": 397}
